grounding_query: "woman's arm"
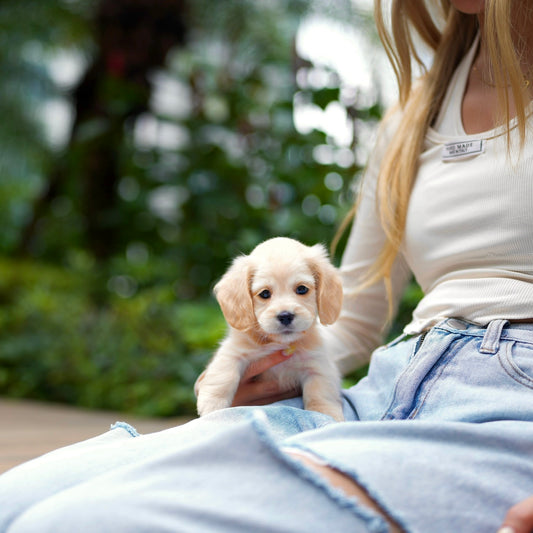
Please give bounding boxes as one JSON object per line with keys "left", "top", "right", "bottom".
{"left": 321, "top": 109, "right": 411, "bottom": 374}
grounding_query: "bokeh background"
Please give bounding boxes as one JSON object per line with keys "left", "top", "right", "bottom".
{"left": 0, "top": 0, "right": 421, "bottom": 416}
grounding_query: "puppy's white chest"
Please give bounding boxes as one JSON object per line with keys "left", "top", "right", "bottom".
{"left": 266, "top": 346, "right": 315, "bottom": 383}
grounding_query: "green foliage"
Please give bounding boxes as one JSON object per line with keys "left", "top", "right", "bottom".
{"left": 100, "top": 0, "right": 366, "bottom": 297}
{"left": 0, "top": 258, "right": 225, "bottom": 416}
{"left": 5, "top": 0, "right": 370, "bottom": 291}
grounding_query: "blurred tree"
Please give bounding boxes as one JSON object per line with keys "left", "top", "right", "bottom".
{"left": 7, "top": 0, "right": 380, "bottom": 297}
{"left": 18, "top": 0, "right": 188, "bottom": 260}
{"left": 0, "top": 0, "right": 90, "bottom": 252}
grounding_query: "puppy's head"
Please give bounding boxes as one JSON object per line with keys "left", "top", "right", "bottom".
{"left": 214, "top": 237, "right": 343, "bottom": 342}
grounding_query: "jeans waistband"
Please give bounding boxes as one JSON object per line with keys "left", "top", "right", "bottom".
{"left": 436, "top": 318, "right": 533, "bottom": 350}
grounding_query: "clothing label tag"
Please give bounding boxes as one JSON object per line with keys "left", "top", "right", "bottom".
{"left": 442, "top": 139, "right": 484, "bottom": 161}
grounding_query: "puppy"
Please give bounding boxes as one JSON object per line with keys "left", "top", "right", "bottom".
{"left": 196, "top": 237, "right": 344, "bottom": 422}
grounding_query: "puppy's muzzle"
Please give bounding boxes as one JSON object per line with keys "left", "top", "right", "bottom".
{"left": 277, "top": 311, "right": 295, "bottom": 326}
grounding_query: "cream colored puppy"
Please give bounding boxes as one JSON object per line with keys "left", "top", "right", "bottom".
{"left": 196, "top": 237, "right": 344, "bottom": 422}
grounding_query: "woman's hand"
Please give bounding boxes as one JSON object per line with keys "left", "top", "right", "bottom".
{"left": 498, "top": 496, "right": 533, "bottom": 533}
{"left": 194, "top": 350, "right": 299, "bottom": 407}
{"left": 231, "top": 350, "right": 300, "bottom": 406}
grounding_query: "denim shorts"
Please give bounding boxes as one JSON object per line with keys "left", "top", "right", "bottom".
{"left": 2, "top": 318, "right": 533, "bottom": 533}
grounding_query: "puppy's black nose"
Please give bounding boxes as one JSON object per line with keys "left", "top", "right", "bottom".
{"left": 277, "top": 311, "right": 294, "bottom": 326}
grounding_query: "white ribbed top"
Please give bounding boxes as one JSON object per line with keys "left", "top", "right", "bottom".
{"left": 324, "top": 36, "right": 533, "bottom": 373}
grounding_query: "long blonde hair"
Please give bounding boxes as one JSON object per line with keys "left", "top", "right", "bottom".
{"left": 342, "top": 0, "right": 532, "bottom": 299}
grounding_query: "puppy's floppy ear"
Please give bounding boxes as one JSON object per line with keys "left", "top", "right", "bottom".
{"left": 213, "top": 255, "right": 256, "bottom": 330}
{"left": 308, "top": 244, "right": 343, "bottom": 325}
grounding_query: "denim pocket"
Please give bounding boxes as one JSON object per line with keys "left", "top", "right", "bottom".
{"left": 499, "top": 340, "right": 533, "bottom": 389}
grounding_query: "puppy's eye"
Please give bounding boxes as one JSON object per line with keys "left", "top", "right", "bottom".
{"left": 258, "top": 289, "right": 271, "bottom": 299}
{"left": 295, "top": 285, "right": 309, "bottom": 295}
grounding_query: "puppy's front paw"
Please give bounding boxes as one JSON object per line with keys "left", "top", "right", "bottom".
{"left": 322, "top": 403, "right": 344, "bottom": 422}
{"left": 305, "top": 398, "right": 344, "bottom": 422}
{"left": 197, "top": 394, "right": 232, "bottom": 417}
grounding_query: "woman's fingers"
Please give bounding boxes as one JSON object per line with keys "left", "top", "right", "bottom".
{"left": 241, "top": 350, "right": 292, "bottom": 381}
{"left": 232, "top": 386, "right": 299, "bottom": 406}
{"left": 498, "top": 495, "right": 533, "bottom": 533}
{"left": 232, "top": 373, "right": 299, "bottom": 406}
{"left": 232, "top": 350, "right": 299, "bottom": 406}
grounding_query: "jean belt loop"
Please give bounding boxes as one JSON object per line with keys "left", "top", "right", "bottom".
{"left": 479, "top": 319, "right": 509, "bottom": 354}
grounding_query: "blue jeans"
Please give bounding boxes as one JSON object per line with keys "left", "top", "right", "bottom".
{"left": 2, "top": 318, "right": 533, "bottom": 532}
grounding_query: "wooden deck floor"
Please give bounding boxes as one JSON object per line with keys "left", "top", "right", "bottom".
{"left": 0, "top": 398, "right": 189, "bottom": 474}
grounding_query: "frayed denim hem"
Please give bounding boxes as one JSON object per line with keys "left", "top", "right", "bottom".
{"left": 110, "top": 421, "right": 140, "bottom": 438}
{"left": 282, "top": 442, "right": 412, "bottom": 533}
{"left": 249, "top": 410, "right": 395, "bottom": 533}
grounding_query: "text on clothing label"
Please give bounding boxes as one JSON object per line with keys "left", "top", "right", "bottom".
{"left": 442, "top": 139, "right": 484, "bottom": 161}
